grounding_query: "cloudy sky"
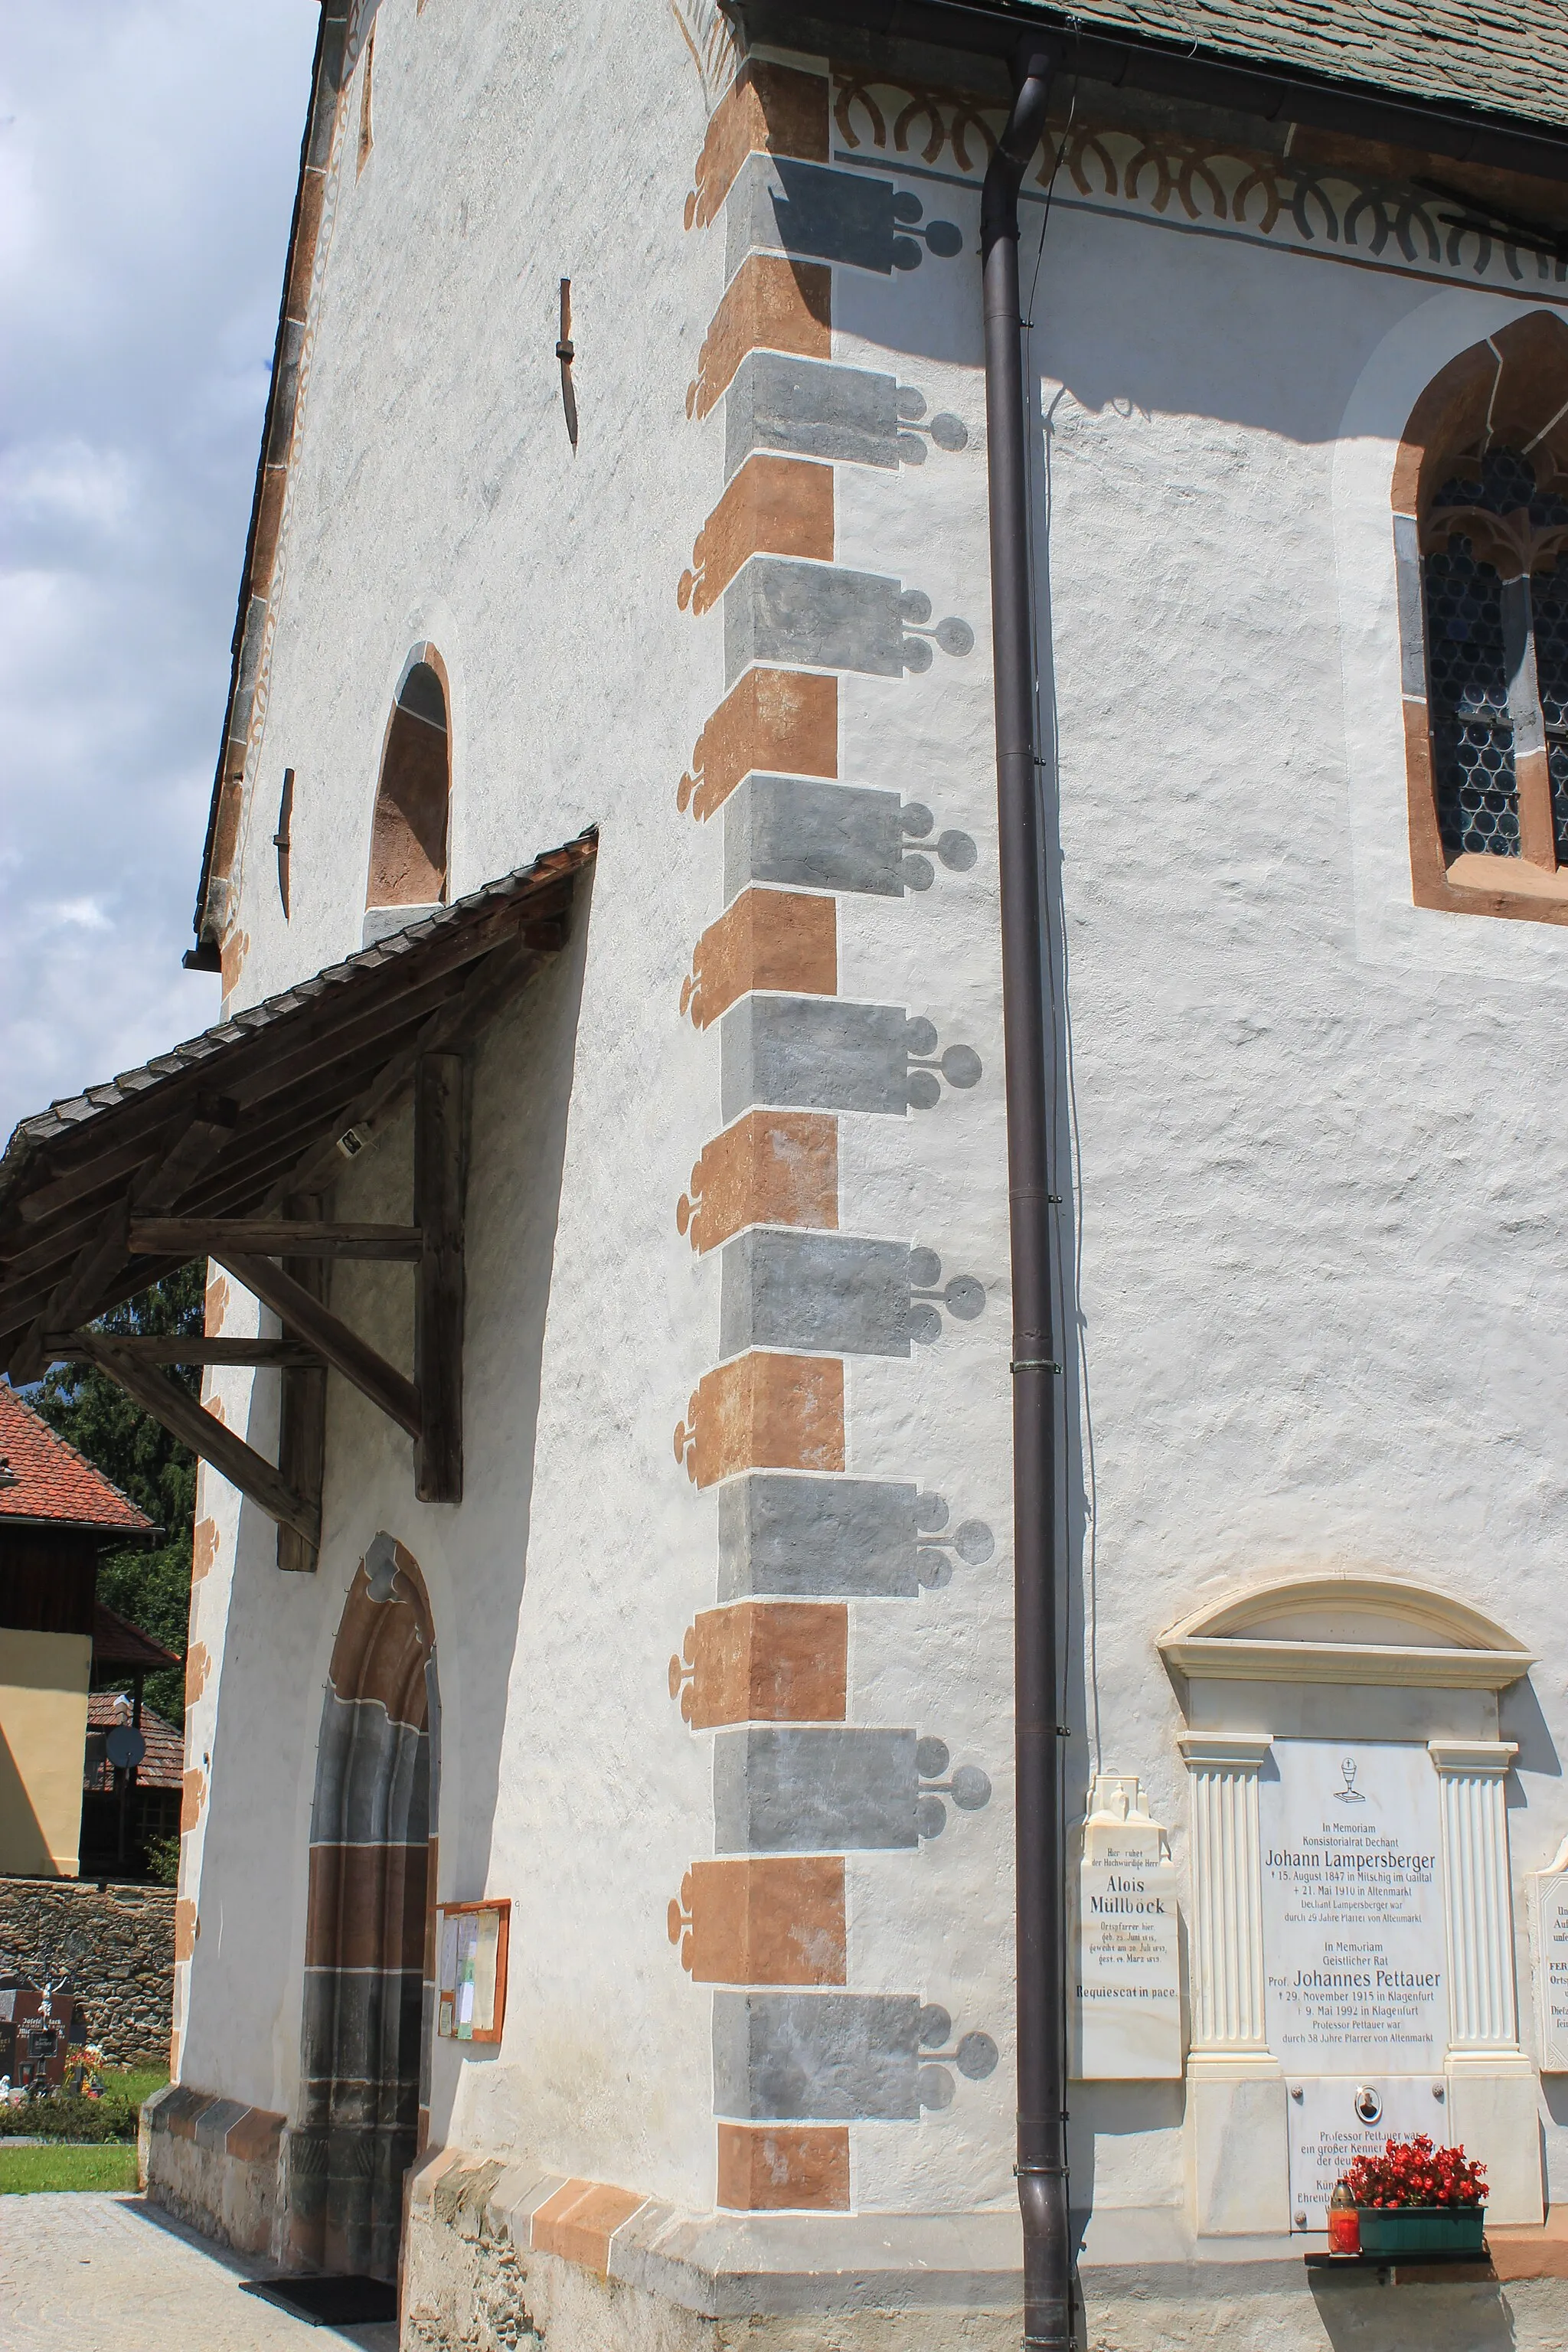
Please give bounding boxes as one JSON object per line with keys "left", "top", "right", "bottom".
{"left": 0, "top": 0, "right": 319, "bottom": 1147}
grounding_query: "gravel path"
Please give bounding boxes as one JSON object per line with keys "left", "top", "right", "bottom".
{"left": 0, "top": 2193, "right": 400, "bottom": 2350}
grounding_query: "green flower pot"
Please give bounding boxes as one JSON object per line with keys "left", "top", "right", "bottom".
{"left": 1356, "top": 2203, "right": 1486, "bottom": 2256}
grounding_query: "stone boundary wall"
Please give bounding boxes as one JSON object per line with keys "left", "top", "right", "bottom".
{"left": 0, "top": 1876, "right": 175, "bottom": 2062}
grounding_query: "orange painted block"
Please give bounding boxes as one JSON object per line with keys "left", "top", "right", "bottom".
{"left": 688, "top": 253, "right": 831, "bottom": 423}
{"left": 678, "top": 1110, "right": 838, "bottom": 1254}
{"left": 686, "top": 60, "right": 830, "bottom": 229}
{"left": 681, "top": 888, "right": 836, "bottom": 1030}
{"left": 181, "top": 1767, "right": 207, "bottom": 1834}
{"left": 219, "top": 926, "right": 249, "bottom": 996}
{"left": 175, "top": 1897, "right": 198, "bottom": 1963}
{"left": 678, "top": 1601, "right": 847, "bottom": 1728}
{"left": 679, "top": 455, "right": 832, "bottom": 617}
{"left": 225, "top": 2105, "right": 285, "bottom": 2164}
{"left": 717, "top": 2123, "right": 850, "bottom": 2211}
{"left": 679, "top": 667, "right": 837, "bottom": 822}
{"left": 531, "top": 2177, "right": 646, "bottom": 2275}
{"left": 191, "top": 1517, "right": 218, "bottom": 1583}
{"left": 675, "top": 1352, "right": 844, "bottom": 1488}
{"left": 673, "top": 1857, "right": 846, "bottom": 1984}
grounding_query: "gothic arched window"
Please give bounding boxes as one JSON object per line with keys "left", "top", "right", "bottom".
{"left": 1395, "top": 312, "right": 1568, "bottom": 923}
{"left": 365, "top": 650, "right": 449, "bottom": 941}
{"left": 1424, "top": 448, "right": 1568, "bottom": 863}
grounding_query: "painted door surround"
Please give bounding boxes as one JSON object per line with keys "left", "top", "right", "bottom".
{"left": 286, "top": 1537, "right": 437, "bottom": 2280}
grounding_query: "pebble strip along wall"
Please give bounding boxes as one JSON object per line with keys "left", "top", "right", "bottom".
{"left": 669, "top": 59, "right": 1001, "bottom": 2217}
{"left": 0, "top": 1876, "right": 175, "bottom": 2064}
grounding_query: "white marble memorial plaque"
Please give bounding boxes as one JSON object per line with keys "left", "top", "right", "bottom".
{"left": 1530, "top": 1840, "right": 1568, "bottom": 2073}
{"left": 1285, "top": 2076, "right": 1449, "bottom": 2231}
{"left": 1260, "top": 1740, "right": 1446, "bottom": 2075}
{"left": 1072, "top": 1772, "right": 1182, "bottom": 2080}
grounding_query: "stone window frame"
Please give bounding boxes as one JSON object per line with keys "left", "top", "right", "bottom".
{"left": 1395, "top": 309, "right": 1568, "bottom": 926}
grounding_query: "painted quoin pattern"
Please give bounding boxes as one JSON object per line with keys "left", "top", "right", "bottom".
{"left": 668, "top": 60, "right": 1002, "bottom": 2214}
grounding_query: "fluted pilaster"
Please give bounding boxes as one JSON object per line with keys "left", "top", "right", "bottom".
{"left": 1429, "top": 1740, "right": 1521, "bottom": 2052}
{"left": 1178, "top": 1733, "right": 1272, "bottom": 2053}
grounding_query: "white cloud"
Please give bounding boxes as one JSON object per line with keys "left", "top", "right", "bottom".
{"left": 0, "top": 0, "right": 320, "bottom": 1148}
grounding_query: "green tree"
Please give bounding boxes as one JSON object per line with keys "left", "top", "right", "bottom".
{"left": 31, "top": 1265, "right": 204, "bottom": 1727}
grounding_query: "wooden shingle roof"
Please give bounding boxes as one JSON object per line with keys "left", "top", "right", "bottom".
{"left": 1015, "top": 0, "right": 1568, "bottom": 134}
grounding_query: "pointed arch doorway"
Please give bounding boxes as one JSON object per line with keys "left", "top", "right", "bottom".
{"left": 287, "top": 1537, "right": 438, "bottom": 2280}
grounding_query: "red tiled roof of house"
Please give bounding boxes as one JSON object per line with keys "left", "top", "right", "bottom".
{"left": 92, "top": 1601, "right": 178, "bottom": 1674}
{"left": 0, "top": 1385, "right": 153, "bottom": 1535}
{"left": 84, "top": 1694, "right": 183, "bottom": 1791}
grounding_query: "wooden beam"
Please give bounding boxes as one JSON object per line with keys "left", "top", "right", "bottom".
{"left": 42, "top": 1335, "right": 322, "bottom": 1368}
{"left": 213, "top": 1249, "right": 422, "bottom": 1441}
{"left": 8, "top": 1206, "right": 131, "bottom": 1385}
{"left": 7, "top": 1096, "right": 247, "bottom": 1378}
{"left": 414, "top": 1052, "right": 466, "bottom": 1504}
{"left": 129, "top": 1217, "right": 423, "bottom": 1261}
{"left": 79, "top": 1334, "right": 318, "bottom": 1547}
{"left": 270, "top": 929, "right": 557, "bottom": 1207}
{"left": 276, "top": 1194, "right": 327, "bottom": 1576}
{"left": 136, "top": 1097, "right": 242, "bottom": 1213}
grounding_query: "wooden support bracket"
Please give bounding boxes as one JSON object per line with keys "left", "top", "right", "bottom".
{"left": 42, "top": 1335, "right": 321, "bottom": 1369}
{"left": 129, "top": 1218, "right": 422, "bottom": 1260}
{"left": 414, "top": 1051, "right": 466, "bottom": 1504}
{"left": 212, "top": 1250, "right": 422, "bottom": 1441}
{"left": 276, "top": 1194, "right": 328, "bottom": 1575}
{"left": 78, "top": 1334, "right": 319, "bottom": 1547}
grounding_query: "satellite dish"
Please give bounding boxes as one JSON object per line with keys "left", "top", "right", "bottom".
{"left": 105, "top": 1725, "right": 145, "bottom": 1772}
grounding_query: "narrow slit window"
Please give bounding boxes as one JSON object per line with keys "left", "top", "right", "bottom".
{"left": 366, "top": 656, "right": 450, "bottom": 932}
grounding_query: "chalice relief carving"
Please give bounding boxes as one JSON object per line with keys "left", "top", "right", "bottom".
{"left": 1334, "top": 1756, "right": 1368, "bottom": 1805}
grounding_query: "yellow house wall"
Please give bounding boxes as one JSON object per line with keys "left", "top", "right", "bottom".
{"left": 0, "top": 1629, "right": 91, "bottom": 1877}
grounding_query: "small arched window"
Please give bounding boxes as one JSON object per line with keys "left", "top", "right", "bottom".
{"left": 365, "top": 651, "right": 449, "bottom": 940}
{"left": 1396, "top": 312, "right": 1568, "bottom": 921}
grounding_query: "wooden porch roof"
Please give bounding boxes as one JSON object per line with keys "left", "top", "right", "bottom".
{"left": 0, "top": 831, "right": 594, "bottom": 1390}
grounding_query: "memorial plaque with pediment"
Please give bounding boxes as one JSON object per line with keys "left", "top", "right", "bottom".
{"left": 1072, "top": 1772, "right": 1182, "bottom": 2080}
{"left": 1530, "top": 1842, "right": 1568, "bottom": 2073}
{"left": 1259, "top": 1739, "right": 1447, "bottom": 2075}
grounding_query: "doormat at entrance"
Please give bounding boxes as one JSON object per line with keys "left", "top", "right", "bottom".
{"left": 240, "top": 2275, "right": 398, "bottom": 2325}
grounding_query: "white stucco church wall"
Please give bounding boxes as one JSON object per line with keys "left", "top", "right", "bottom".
{"left": 142, "top": 4, "right": 1568, "bottom": 2344}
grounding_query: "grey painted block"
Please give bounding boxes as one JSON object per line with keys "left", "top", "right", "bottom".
{"left": 312, "top": 1696, "right": 430, "bottom": 1847}
{"left": 725, "top": 774, "right": 906, "bottom": 899}
{"left": 1393, "top": 511, "right": 1427, "bottom": 698}
{"left": 725, "top": 558, "right": 923, "bottom": 681}
{"left": 713, "top": 1992, "right": 923, "bottom": 2121}
{"left": 717, "top": 1474, "right": 921, "bottom": 1599}
{"left": 725, "top": 153, "right": 964, "bottom": 280}
{"left": 714, "top": 1726, "right": 918, "bottom": 1851}
{"left": 724, "top": 352, "right": 902, "bottom": 475}
{"left": 720, "top": 1229, "right": 913, "bottom": 1358}
{"left": 721, "top": 996, "right": 913, "bottom": 1121}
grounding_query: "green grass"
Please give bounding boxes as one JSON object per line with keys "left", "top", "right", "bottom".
{"left": 112, "top": 2064, "right": 170, "bottom": 2110}
{"left": 0, "top": 2142, "right": 139, "bottom": 2194}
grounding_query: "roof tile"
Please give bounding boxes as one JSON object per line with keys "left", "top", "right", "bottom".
{"left": 0, "top": 1387, "right": 153, "bottom": 1535}
{"left": 1022, "top": 0, "right": 1568, "bottom": 134}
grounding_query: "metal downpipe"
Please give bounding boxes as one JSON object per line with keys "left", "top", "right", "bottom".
{"left": 980, "top": 45, "right": 1072, "bottom": 2352}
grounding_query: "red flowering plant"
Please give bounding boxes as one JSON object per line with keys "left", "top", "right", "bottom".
{"left": 1345, "top": 2135, "right": 1487, "bottom": 2210}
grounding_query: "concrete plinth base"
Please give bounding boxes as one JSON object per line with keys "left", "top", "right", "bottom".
{"left": 1446, "top": 2053, "right": 1545, "bottom": 2225}
{"left": 403, "top": 2149, "right": 1568, "bottom": 2352}
{"left": 140, "top": 2083, "right": 286, "bottom": 2259}
{"left": 1187, "top": 2053, "right": 1289, "bottom": 2236}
